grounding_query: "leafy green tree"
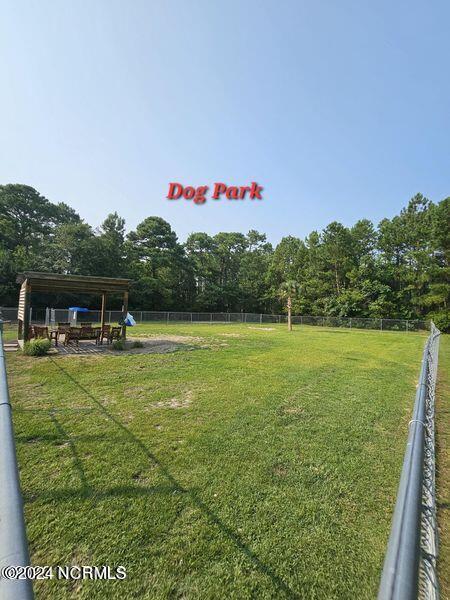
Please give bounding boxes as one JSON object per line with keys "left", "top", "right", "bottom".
{"left": 98, "top": 212, "right": 126, "bottom": 277}
{"left": 126, "top": 217, "right": 189, "bottom": 309}
{"left": 0, "top": 184, "right": 79, "bottom": 252}
{"left": 378, "top": 194, "right": 435, "bottom": 317}
{"left": 421, "top": 198, "right": 450, "bottom": 328}
{"left": 212, "top": 232, "right": 247, "bottom": 311}
{"left": 268, "top": 236, "right": 307, "bottom": 312}
{"left": 350, "top": 219, "right": 377, "bottom": 261}
{"left": 185, "top": 232, "right": 220, "bottom": 310}
{"left": 0, "top": 182, "right": 448, "bottom": 327}
{"left": 44, "top": 222, "right": 104, "bottom": 275}
{"left": 0, "top": 184, "right": 82, "bottom": 305}
{"left": 239, "top": 231, "right": 273, "bottom": 312}
{"left": 320, "top": 222, "right": 354, "bottom": 297}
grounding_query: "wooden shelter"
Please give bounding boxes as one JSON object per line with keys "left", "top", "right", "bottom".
{"left": 16, "top": 272, "right": 132, "bottom": 344}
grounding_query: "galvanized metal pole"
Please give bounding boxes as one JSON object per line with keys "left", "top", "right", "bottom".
{"left": 0, "top": 321, "right": 34, "bottom": 600}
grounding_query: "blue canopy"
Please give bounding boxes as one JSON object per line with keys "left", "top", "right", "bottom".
{"left": 68, "top": 307, "right": 89, "bottom": 312}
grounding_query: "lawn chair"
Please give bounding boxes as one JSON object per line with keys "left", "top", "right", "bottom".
{"left": 99, "top": 324, "right": 111, "bottom": 345}
{"left": 63, "top": 328, "right": 81, "bottom": 347}
{"left": 79, "top": 326, "right": 99, "bottom": 342}
{"left": 32, "top": 326, "right": 50, "bottom": 339}
{"left": 103, "top": 326, "right": 122, "bottom": 345}
{"left": 54, "top": 323, "right": 71, "bottom": 346}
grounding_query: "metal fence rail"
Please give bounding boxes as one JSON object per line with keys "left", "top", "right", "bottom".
{"left": 0, "top": 307, "right": 429, "bottom": 332}
{"left": 0, "top": 321, "right": 34, "bottom": 599}
{"left": 378, "top": 322, "right": 441, "bottom": 600}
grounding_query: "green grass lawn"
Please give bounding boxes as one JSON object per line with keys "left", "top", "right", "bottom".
{"left": 2, "top": 322, "right": 17, "bottom": 342}
{"left": 5, "top": 323, "right": 429, "bottom": 599}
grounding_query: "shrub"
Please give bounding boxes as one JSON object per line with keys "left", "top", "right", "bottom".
{"left": 23, "top": 338, "right": 51, "bottom": 356}
{"left": 112, "top": 339, "right": 126, "bottom": 351}
{"left": 429, "top": 310, "right": 450, "bottom": 333}
{"left": 131, "top": 340, "right": 144, "bottom": 348}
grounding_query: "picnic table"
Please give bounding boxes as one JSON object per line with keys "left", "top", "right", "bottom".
{"left": 30, "top": 324, "right": 122, "bottom": 347}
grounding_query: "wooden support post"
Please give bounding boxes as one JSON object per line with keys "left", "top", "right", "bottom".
{"left": 100, "top": 292, "right": 106, "bottom": 329}
{"left": 23, "top": 282, "right": 31, "bottom": 342}
{"left": 121, "top": 291, "right": 129, "bottom": 339}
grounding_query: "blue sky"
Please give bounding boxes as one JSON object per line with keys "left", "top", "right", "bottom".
{"left": 0, "top": 0, "right": 449, "bottom": 244}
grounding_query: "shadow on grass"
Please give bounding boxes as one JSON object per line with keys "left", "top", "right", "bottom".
{"left": 33, "top": 358, "right": 300, "bottom": 599}
{"left": 24, "top": 484, "right": 184, "bottom": 503}
{"left": 16, "top": 432, "right": 125, "bottom": 444}
{"left": 49, "top": 411, "right": 91, "bottom": 496}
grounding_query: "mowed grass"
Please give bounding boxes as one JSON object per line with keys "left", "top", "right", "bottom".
{"left": 2, "top": 322, "right": 17, "bottom": 342}
{"left": 5, "top": 323, "right": 428, "bottom": 599}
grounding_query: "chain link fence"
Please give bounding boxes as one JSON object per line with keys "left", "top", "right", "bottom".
{"left": 378, "top": 322, "right": 441, "bottom": 600}
{"left": 0, "top": 312, "right": 440, "bottom": 597}
{"left": 0, "top": 307, "right": 429, "bottom": 332}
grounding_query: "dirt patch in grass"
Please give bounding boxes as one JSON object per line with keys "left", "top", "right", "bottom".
{"left": 282, "top": 405, "right": 306, "bottom": 416}
{"left": 150, "top": 390, "right": 193, "bottom": 409}
{"left": 273, "top": 463, "right": 289, "bottom": 478}
{"left": 247, "top": 327, "right": 275, "bottom": 331}
{"left": 112, "top": 337, "right": 202, "bottom": 355}
{"left": 104, "top": 335, "right": 211, "bottom": 355}
{"left": 218, "top": 333, "right": 242, "bottom": 338}
{"left": 132, "top": 334, "right": 205, "bottom": 344}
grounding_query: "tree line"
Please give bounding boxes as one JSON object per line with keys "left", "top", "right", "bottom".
{"left": 0, "top": 184, "right": 448, "bottom": 330}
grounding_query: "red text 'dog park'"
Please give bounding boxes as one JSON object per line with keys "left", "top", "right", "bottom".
{"left": 167, "top": 182, "right": 263, "bottom": 205}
